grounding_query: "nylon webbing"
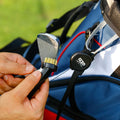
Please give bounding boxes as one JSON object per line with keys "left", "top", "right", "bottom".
{"left": 56, "top": 71, "right": 81, "bottom": 120}
{"left": 56, "top": 70, "right": 95, "bottom": 120}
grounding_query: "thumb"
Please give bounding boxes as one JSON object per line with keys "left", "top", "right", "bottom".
{"left": 11, "top": 70, "right": 41, "bottom": 101}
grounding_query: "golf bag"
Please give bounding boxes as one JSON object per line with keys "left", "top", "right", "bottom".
{"left": 1, "top": 0, "right": 120, "bottom": 120}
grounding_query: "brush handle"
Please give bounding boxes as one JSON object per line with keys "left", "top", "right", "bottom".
{"left": 28, "top": 67, "right": 52, "bottom": 99}
{"left": 28, "top": 62, "right": 57, "bottom": 99}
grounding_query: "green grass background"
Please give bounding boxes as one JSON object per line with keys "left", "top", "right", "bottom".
{"left": 0, "top": 0, "right": 88, "bottom": 49}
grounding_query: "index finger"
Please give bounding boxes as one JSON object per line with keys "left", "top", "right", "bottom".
{"left": 2, "top": 52, "right": 32, "bottom": 66}
{"left": 0, "top": 52, "right": 35, "bottom": 75}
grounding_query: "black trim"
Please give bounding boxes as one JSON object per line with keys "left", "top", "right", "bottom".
{"left": 47, "top": 95, "right": 96, "bottom": 120}
{"left": 50, "top": 75, "right": 120, "bottom": 88}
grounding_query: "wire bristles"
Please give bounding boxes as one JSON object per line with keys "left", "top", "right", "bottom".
{"left": 44, "top": 57, "right": 57, "bottom": 65}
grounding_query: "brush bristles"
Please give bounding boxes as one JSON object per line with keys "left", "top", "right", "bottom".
{"left": 44, "top": 57, "right": 57, "bottom": 65}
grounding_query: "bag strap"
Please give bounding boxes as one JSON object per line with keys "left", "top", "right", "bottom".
{"left": 56, "top": 71, "right": 81, "bottom": 120}
{"left": 59, "top": 1, "right": 96, "bottom": 43}
{"left": 46, "top": 1, "right": 96, "bottom": 43}
{"left": 24, "top": 40, "right": 39, "bottom": 62}
{"left": 0, "top": 37, "right": 30, "bottom": 55}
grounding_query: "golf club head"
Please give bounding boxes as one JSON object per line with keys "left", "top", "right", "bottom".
{"left": 100, "top": 0, "right": 120, "bottom": 37}
{"left": 37, "top": 33, "right": 60, "bottom": 63}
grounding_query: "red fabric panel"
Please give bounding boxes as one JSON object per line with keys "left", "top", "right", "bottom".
{"left": 43, "top": 109, "right": 66, "bottom": 120}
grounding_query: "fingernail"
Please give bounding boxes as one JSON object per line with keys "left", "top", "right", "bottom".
{"left": 32, "top": 70, "right": 41, "bottom": 78}
{"left": 26, "top": 65, "right": 34, "bottom": 73}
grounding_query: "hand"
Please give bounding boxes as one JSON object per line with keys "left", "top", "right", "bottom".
{"left": 0, "top": 70, "right": 49, "bottom": 120}
{"left": 0, "top": 52, "right": 35, "bottom": 94}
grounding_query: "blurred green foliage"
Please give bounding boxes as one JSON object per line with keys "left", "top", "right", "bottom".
{"left": 0, "top": 0, "right": 88, "bottom": 48}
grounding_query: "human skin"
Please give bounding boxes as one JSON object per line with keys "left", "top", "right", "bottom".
{"left": 0, "top": 70, "right": 49, "bottom": 120}
{"left": 0, "top": 52, "right": 35, "bottom": 94}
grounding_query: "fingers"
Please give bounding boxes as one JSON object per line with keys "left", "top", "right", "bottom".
{"left": 0, "top": 78, "right": 12, "bottom": 94}
{"left": 11, "top": 70, "right": 41, "bottom": 101}
{"left": 1, "top": 52, "right": 31, "bottom": 66}
{"left": 0, "top": 52, "right": 35, "bottom": 75}
{"left": 3, "top": 75, "right": 24, "bottom": 88}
